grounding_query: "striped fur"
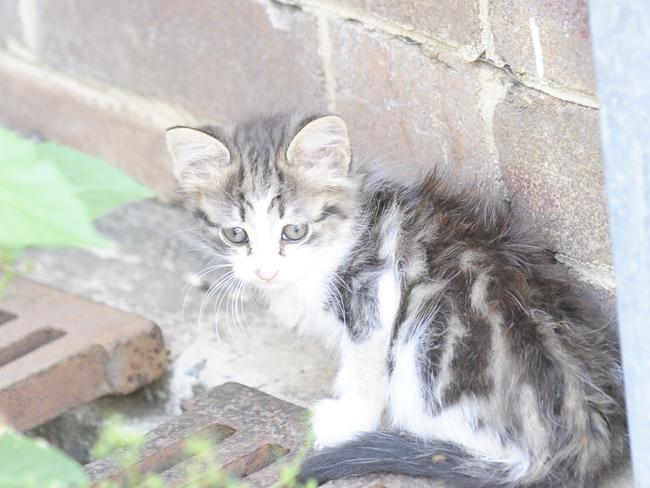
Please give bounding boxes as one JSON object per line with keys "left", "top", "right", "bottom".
{"left": 166, "top": 113, "right": 627, "bottom": 487}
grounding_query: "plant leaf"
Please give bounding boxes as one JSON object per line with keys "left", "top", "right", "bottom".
{"left": 0, "top": 162, "right": 109, "bottom": 248}
{"left": 36, "top": 141, "right": 154, "bottom": 219}
{"left": 0, "top": 127, "right": 154, "bottom": 220}
{"left": 0, "top": 127, "right": 37, "bottom": 168}
{"left": 0, "top": 427, "right": 89, "bottom": 488}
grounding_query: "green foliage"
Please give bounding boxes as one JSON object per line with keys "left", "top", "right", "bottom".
{"left": 0, "top": 426, "right": 89, "bottom": 488}
{"left": 91, "top": 414, "right": 146, "bottom": 460}
{"left": 0, "top": 160, "right": 109, "bottom": 249}
{"left": 34, "top": 140, "right": 154, "bottom": 220}
{"left": 175, "top": 435, "right": 245, "bottom": 488}
{"left": 0, "top": 127, "right": 154, "bottom": 295}
{"left": 273, "top": 419, "right": 317, "bottom": 488}
{"left": 0, "top": 127, "right": 153, "bottom": 251}
{"left": 0, "top": 249, "right": 17, "bottom": 296}
{"left": 91, "top": 415, "right": 148, "bottom": 488}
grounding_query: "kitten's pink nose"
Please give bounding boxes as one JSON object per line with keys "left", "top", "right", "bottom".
{"left": 255, "top": 268, "right": 279, "bottom": 283}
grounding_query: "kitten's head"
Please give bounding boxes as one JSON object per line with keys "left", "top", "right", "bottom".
{"left": 166, "top": 114, "right": 358, "bottom": 290}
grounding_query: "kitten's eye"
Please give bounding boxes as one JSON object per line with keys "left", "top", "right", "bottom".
{"left": 282, "top": 223, "right": 309, "bottom": 242}
{"left": 223, "top": 227, "right": 248, "bottom": 244}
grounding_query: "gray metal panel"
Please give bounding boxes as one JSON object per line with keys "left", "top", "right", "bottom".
{"left": 589, "top": 2, "right": 650, "bottom": 487}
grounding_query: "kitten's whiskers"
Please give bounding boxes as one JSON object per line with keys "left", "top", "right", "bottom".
{"left": 182, "top": 262, "right": 233, "bottom": 326}
{"left": 198, "top": 271, "right": 235, "bottom": 338}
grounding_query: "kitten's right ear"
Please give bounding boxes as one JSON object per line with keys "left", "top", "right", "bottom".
{"left": 165, "top": 127, "right": 230, "bottom": 185}
{"left": 286, "top": 115, "right": 351, "bottom": 176}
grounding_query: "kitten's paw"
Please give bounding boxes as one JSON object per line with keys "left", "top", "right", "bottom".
{"left": 311, "top": 397, "right": 379, "bottom": 449}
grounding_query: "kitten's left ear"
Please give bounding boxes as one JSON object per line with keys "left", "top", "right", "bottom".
{"left": 286, "top": 115, "right": 351, "bottom": 175}
{"left": 165, "top": 127, "right": 231, "bottom": 187}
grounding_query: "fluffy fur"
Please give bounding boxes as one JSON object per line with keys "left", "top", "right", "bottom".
{"left": 166, "top": 113, "right": 627, "bottom": 487}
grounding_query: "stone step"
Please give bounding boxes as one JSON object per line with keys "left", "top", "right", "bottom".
{"left": 0, "top": 278, "right": 167, "bottom": 430}
{"left": 85, "top": 382, "right": 431, "bottom": 487}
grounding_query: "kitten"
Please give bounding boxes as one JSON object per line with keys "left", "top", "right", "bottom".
{"left": 166, "top": 114, "right": 627, "bottom": 487}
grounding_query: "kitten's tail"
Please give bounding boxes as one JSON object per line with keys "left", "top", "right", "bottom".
{"left": 297, "top": 431, "right": 528, "bottom": 487}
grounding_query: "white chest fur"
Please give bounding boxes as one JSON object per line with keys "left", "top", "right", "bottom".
{"left": 377, "top": 270, "right": 400, "bottom": 332}
{"left": 309, "top": 268, "right": 400, "bottom": 447}
{"left": 265, "top": 279, "right": 343, "bottom": 348}
{"left": 267, "top": 268, "right": 400, "bottom": 348}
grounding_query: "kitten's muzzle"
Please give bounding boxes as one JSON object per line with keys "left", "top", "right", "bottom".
{"left": 255, "top": 268, "right": 279, "bottom": 283}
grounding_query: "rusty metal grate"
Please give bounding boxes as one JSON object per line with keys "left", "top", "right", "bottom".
{"left": 0, "top": 278, "right": 167, "bottom": 431}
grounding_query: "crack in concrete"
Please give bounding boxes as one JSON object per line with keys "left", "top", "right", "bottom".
{"left": 477, "top": 56, "right": 598, "bottom": 108}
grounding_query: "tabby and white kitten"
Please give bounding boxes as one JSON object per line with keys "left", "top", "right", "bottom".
{"left": 166, "top": 114, "right": 627, "bottom": 487}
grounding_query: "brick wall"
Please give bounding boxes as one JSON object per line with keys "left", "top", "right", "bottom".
{"left": 0, "top": 1, "right": 614, "bottom": 308}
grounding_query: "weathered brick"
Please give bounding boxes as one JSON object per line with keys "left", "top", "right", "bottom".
{"left": 332, "top": 0, "right": 482, "bottom": 53}
{"left": 329, "top": 19, "right": 498, "bottom": 184}
{"left": 32, "top": 0, "right": 325, "bottom": 120}
{"left": 494, "top": 84, "right": 610, "bottom": 266}
{"left": 0, "top": 0, "right": 21, "bottom": 48}
{"left": 86, "top": 382, "right": 432, "bottom": 487}
{"left": 490, "top": 0, "right": 596, "bottom": 93}
{"left": 0, "top": 58, "right": 176, "bottom": 198}
{"left": 85, "top": 383, "right": 303, "bottom": 487}
{"left": 0, "top": 279, "right": 167, "bottom": 431}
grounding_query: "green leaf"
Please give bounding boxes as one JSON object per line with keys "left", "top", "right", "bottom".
{"left": 0, "top": 162, "right": 109, "bottom": 248}
{"left": 0, "top": 427, "right": 89, "bottom": 488}
{"left": 0, "top": 128, "right": 37, "bottom": 168}
{"left": 91, "top": 415, "right": 146, "bottom": 460}
{"left": 36, "top": 141, "right": 154, "bottom": 219}
{"left": 0, "top": 127, "right": 154, "bottom": 221}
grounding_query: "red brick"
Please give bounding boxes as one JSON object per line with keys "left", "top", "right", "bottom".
{"left": 329, "top": 19, "right": 498, "bottom": 184}
{"left": 332, "top": 0, "right": 482, "bottom": 52}
{"left": 32, "top": 0, "right": 325, "bottom": 120}
{"left": 494, "top": 85, "right": 610, "bottom": 266}
{"left": 490, "top": 0, "right": 596, "bottom": 93}
{"left": 0, "top": 279, "right": 167, "bottom": 430}
{"left": 0, "top": 58, "right": 176, "bottom": 198}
